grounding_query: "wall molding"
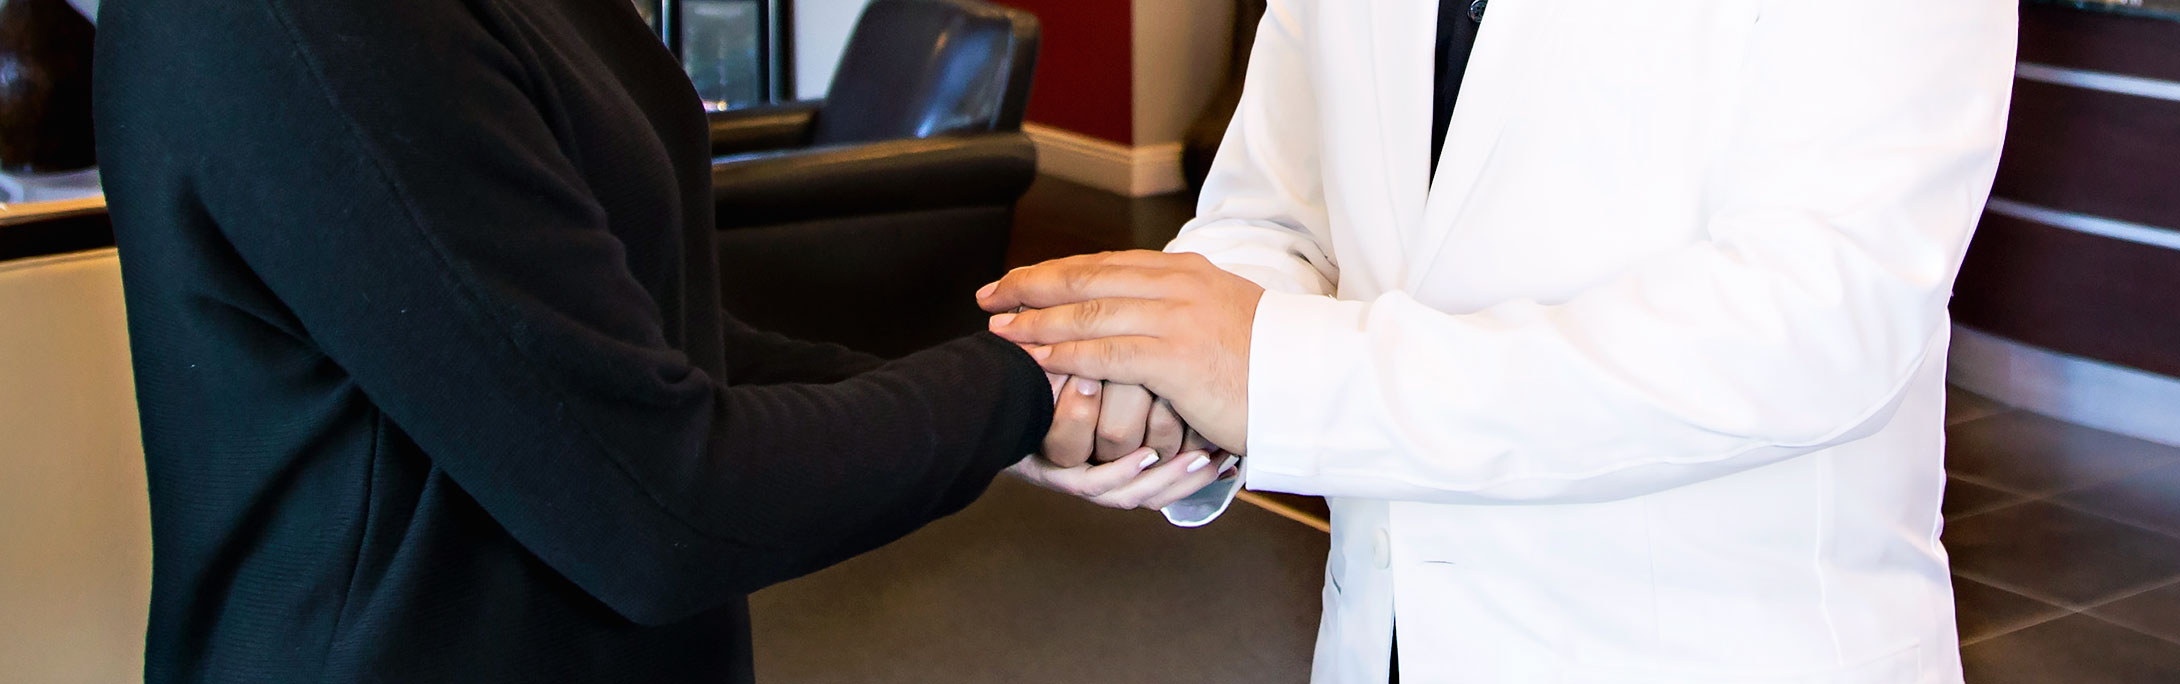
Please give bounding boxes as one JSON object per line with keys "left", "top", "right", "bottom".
{"left": 1949, "top": 324, "right": 2180, "bottom": 447}
{"left": 1022, "top": 123, "right": 1185, "bottom": 197}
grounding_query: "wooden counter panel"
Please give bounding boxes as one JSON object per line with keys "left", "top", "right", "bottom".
{"left": 0, "top": 209, "right": 111, "bottom": 262}
{"left": 1952, "top": 211, "right": 2180, "bottom": 379}
{"left": 2021, "top": 4, "right": 2180, "bottom": 82}
{"left": 1994, "top": 79, "right": 2180, "bottom": 232}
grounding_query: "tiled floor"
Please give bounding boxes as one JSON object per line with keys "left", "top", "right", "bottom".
{"left": 748, "top": 177, "right": 2180, "bottom": 682}
{"left": 1945, "top": 400, "right": 2180, "bottom": 682}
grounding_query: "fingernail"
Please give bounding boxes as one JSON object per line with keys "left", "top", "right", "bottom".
{"left": 988, "top": 313, "right": 1016, "bottom": 330}
{"left": 1217, "top": 455, "right": 1239, "bottom": 476}
{"left": 1137, "top": 453, "right": 1161, "bottom": 471}
{"left": 1184, "top": 452, "right": 1213, "bottom": 473}
{"left": 1071, "top": 377, "right": 1099, "bottom": 396}
{"left": 976, "top": 281, "right": 998, "bottom": 300}
{"left": 1030, "top": 346, "right": 1052, "bottom": 360}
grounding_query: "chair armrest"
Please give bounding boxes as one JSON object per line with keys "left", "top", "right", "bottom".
{"left": 708, "top": 101, "right": 823, "bottom": 157}
{"left": 712, "top": 133, "right": 1038, "bottom": 229}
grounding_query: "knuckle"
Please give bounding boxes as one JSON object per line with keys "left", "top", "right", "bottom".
{"left": 1064, "top": 267, "right": 1098, "bottom": 296}
{"left": 1101, "top": 342, "right": 1131, "bottom": 367}
{"left": 1066, "top": 402, "right": 1098, "bottom": 423}
{"left": 1095, "top": 425, "right": 1132, "bottom": 445}
{"left": 1072, "top": 299, "right": 1106, "bottom": 328}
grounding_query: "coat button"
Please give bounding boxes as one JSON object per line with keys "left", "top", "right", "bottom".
{"left": 1468, "top": 0, "right": 1487, "bottom": 22}
{"left": 1372, "top": 528, "right": 1392, "bottom": 569}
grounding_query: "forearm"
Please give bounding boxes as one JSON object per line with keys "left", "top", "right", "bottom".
{"left": 720, "top": 310, "right": 884, "bottom": 385}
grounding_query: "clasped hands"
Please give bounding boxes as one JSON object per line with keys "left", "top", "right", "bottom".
{"left": 977, "top": 251, "right": 1267, "bottom": 511}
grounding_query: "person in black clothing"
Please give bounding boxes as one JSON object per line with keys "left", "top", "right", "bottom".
{"left": 92, "top": 0, "right": 1224, "bottom": 681}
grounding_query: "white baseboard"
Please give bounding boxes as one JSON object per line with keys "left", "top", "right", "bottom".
{"left": 1948, "top": 324, "right": 2180, "bottom": 447}
{"left": 1022, "top": 123, "right": 1185, "bottom": 198}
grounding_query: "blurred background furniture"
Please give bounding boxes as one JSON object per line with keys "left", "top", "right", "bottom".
{"left": 0, "top": 0, "right": 95, "bottom": 174}
{"left": 0, "top": 205, "right": 150, "bottom": 684}
{"left": 0, "top": 0, "right": 101, "bottom": 204}
{"left": 1947, "top": 1, "right": 2180, "bottom": 447}
{"left": 708, "top": 0, "right": 1039, "bottom": 357}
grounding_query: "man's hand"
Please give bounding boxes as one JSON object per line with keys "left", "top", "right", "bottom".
{"left": 979, "top": 251, "right": 1263, "bottom": 452}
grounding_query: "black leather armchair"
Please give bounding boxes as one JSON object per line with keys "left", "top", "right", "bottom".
{"left": 710, "top": 0, "right": 1040, "bottom": 358}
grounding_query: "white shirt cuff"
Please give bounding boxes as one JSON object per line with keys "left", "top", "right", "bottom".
{"left": 1159, "top": 458, "right": 1247, "bottom": 527}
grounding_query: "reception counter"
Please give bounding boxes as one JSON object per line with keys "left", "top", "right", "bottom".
{"left": 1946, "top": 1, "right": 2180, "bottom": 445}
{"left": 0, "top": 195, "right": 109, "bottom": 262}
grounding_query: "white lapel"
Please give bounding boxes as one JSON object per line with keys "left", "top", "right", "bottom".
{"left": 1407, "top": 0, "right": 1542, "bottom": 291}
{"left": 1362, "top": 0, "right": 1437, "bottom": 270}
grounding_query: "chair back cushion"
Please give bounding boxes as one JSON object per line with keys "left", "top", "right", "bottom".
{"left": 814, "top": 0, "right": 1039, "bottom": 145}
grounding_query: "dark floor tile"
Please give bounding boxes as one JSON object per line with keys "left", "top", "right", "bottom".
{"left": 750, "top": 478, "right": 1325, "bottom": 684}
{"left": 1008, "top": 176, "right": 1194, "bottom": 268}
{"left": 1944, "top": 478, "right": 2024, "bottom": 520}
{"left": 2060, "top": 462, "right": 2180, "bottom": 539}
{"left": 1943, "top": 500, "right": 2180, "bottom": 606}
{"left": 1953, "top": 575, "right": 2070, "bottom": 644}
{"left": 2090, "top": 580, "right": 2180, "bottom": 645}
{"left": 1945, "top": 385, "right": 2009, "bottom": 426}
{"left": 1945, "top": 411, "right": 2180, "bottom": 497}
{"left": 1962, "top": 613, "right": 2180, "bottom": 683}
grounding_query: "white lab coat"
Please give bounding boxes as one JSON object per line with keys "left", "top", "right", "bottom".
{"left": 1159, "top": 0, "right": 2018, "bottom": 681}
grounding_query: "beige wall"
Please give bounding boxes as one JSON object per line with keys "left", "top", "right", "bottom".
{"left": 794, "top": 0, "right": 875, "bottom": 100}
{"left": 1130, "top": 0, "right": 1233, "bottom": 146}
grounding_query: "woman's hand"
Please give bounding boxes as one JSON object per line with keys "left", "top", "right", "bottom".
{"left": 1042, "top": 377, "right": 1202, "bottom": 467}
{"left": 1008, "top": 445, "right": 1237, "bottom": 510}
{"left": 1022, "top": 374, "right": 1234, "bottom": 509}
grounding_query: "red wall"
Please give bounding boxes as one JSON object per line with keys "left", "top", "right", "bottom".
{"left": 996, "top": 0, "right": 1134, "bottom": 144}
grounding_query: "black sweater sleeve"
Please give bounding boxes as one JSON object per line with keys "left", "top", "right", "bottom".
{"left": 131, "top": 0, "right": 1050, "bottom": 624}
{"left": 719, "top": 312, "right": 886, "bottom": 385}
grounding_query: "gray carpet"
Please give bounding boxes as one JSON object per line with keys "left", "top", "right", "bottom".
{"left": 751, "top": 477, "right": 1328, "bottom": 683}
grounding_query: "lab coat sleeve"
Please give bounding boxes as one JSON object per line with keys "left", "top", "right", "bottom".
{"left": 1158, "top": 1, "right": 1329, "bottom": 526}
{"left": 1242, "top": 0, "right": 2017, "bottom": 504}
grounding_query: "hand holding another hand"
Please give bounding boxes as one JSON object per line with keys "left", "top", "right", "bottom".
{"left": 980, "top": 250, "right": 1264, "bottom": 453}
{"left": 1009, "top": 373, "right": 1235, "bottom": 511}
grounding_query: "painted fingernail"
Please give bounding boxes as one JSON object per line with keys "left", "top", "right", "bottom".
{"left": 976, "top": 281, "right": 998, "bottom": 299}
{"left": 1030, "top": 346, "right": 1052, "bottom": 360}
{"left": 1137, "top": 453, "right": 1161, "bottom": 471}
{"left": 1071, "top": 377, "right": 1100, "bottom": 396}
{"left": 1184, "top": 452, "right": 1213, "bottom": 473}
{"left": 1217, "top": 455, "right": 1240, "bottom": 476}
{"left": 988, "top": 313, "right": 1016, "bottom": 330}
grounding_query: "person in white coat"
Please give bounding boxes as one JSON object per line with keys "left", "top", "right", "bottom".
{"left": 978, "top": 0, "right": 2019, "bottom": 681}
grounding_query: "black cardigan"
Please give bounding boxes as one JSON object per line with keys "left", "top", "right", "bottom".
{"left": 94, "top": 0, "right": 1051, "bottom": 681}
